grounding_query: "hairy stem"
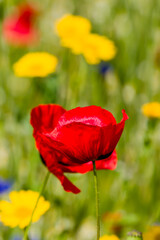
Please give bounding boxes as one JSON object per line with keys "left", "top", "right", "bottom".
{"left": 92, "top": 161, "right": 100, "bottom": 240}
{"left": 23, "top": 171, "right": 50, "bottom": 240}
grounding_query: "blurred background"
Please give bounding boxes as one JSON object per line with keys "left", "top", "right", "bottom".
{"left": 0, "top": 0, "right": 160, "bottom": 239}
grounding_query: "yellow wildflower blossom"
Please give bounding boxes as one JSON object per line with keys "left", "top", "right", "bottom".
{"left": 13, "top": 52, "right": 58, "bottom": 77}
{"left": 0, "top": 190, "right": 50, "bottom": 229}
{"left": 141, "top": 102, "right": 160, "bottom": 119}
{"left": 143, "top": 225, "right": 160, "bottom": 240}
{"left": 80, "top": 34, "right": 116, "bottom": 64}
{"left": 55, "top": 14, "right": 116, "bottom": 64}
{"left": 100, "top": 235, "right": 120, "bottom": 240}
{"left": 55, "top": 14, "right": 91, "bottom": 47}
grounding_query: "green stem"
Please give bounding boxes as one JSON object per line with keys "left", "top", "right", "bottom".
{"left": 92, "top": 161, "right": 100, "bottom": 240}
{"left": 23, "top": 231, "right": 30, "bottom": 240}
{"left": 23, "top": 171, "right": 50, "bottom": 240}
{"left": 27, "top": 235, "right": 30, "bottom": 240}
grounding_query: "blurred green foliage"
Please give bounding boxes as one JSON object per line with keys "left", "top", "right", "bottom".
{"left": 0, "top": 0, "right": 160, "bottom": 239}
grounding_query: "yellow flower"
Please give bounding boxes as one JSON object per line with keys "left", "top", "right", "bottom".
{"left": 141, "top": 102, "right": 160, "bottom": 119}
{"left": 100, "top": 235, "right": 120, "bottom": 240}
{"left": 54, "top": 14, "right": 116, "bottom": 64}
{"left": 143, "top": 225, "right": 160, "bottom": 240}
{"left": 0, "top": 190, "right": 50, "bottom": 229}
{"left": 80, "top": 34, "right": 116, "bottom": 64}
{"left": 55, "top": 14, "right": 91, "bottom": 48}
{"left": 13, "top": 52, "right": 58, "bottom": 77}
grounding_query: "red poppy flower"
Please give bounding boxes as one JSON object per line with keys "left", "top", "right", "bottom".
{"left": 30, "top": 105, "right": 128, "bottom": 194}
{"left": 2, "top": 3, "right": 38, "bottom": 47}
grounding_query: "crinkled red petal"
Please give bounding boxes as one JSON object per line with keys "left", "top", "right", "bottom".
{"left": 100, "top": 109, "right": 128, "bottom": 155}
{"left": 30, "top": 104, "right": 66, "bottom": 136}
{"left": 61, "top": 150, "right": 117, "bottom": 173}
{"left": 36, "top": 133, "right": 80, "bottom": 194}
{"left": 57, "top": 105, "right": 116, "bottom": 127}
{"left": 46, "top": 110, "right": 128, "bottom": 163}
{"left": 35, "top": 110, "right": 128, "bottom": 167}
{"left": 49, "top": 122, "right": 103, "bottom": 163}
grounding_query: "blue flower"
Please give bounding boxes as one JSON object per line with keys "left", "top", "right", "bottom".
{"left": 99, "top": 62, "right": 112, "bottom": 76}
{"left": 0, "top": 177, "right": 12, "bottom": 194}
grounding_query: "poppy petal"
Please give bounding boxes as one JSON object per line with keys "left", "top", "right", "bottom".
{"left": 100, "top": 109, "right": 128, "bottom": 155}
{"left": 36, "top": 110, "right": 127, "bottom": 166}
{"left": 57, "top": 105, "right": 116, "bottom": 127}
{"left": 61, "top": 150, "right": 117, "bottom": 173}
{"left": 30, "top": 104, "right": 66, "bottom": 135}
{"left": 50, "top": 167, "right": 80, "bottom": 194}
{"left": 2, "top": 3, "right": 39, "bottom": 47}
{"left": 36, "top": 134, "right": 80, "bottom": 194}
{"left": 49, "top": 122, "right": 103, "bottom": 162}
{"left": 96, "top": 150, "right": 117, "bottom": 170}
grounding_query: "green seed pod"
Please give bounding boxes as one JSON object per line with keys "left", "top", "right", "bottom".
{"left": 127, "top": 231, "right": 143, "bottom": 240}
